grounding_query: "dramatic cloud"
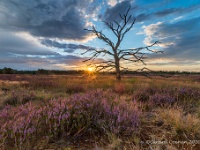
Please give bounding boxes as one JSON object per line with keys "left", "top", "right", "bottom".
{"left": 102, "top": 1, "right": 200, "bottom": 24}
{"left": 0, "top": 0, "right": 199, "bottom": 71}
{"left": 0, "top": 0, "right": 97, "bottom": 41}
{"left": 0, "top": 51, "right": 88, "bottom": 70}
{"left": 41, "top": 39, "right": 99, "bottom": 53}
{"left": 143, "top": 16, "right": 200, "bottom": 61}
{"left": 103, "top": 0, "right": 135, "bottom": 22}
{"left": 0, "top": 30, "right": 57, "bottom": 56}
{"left": 0, "top": 30, "right": 103, "bottom": 70}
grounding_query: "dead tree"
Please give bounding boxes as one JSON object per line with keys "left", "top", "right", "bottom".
{"left": 83, "top": 6, "right": 163, "bottom": 81}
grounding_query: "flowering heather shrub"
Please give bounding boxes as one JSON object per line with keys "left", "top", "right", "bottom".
{"left": 134, "top": 89, "right": 151, "bottom": 102}
{"left": 0, "top": 90, "right": 140, "bottom": 149}
{"left": 177, "top": 88, "right": 200, "bottom": 101}
{"left": 149, "top": 93, "right": 175, "bottom": 106}
{"left": 134, "top": 85, "right": 199, "bottom": 104}
{"left": 63, "top": 89, "right": 140, "bottom": 134}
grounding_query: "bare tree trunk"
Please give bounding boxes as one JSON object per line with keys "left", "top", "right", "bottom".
{"left": 115, "top": 58, "right": 121, "bottom": 81}
{"left": 116, "top": 67, "right": 121, "bottom": 81}
{"left": 83, "top": 6, "right": 162, "bottom": 80}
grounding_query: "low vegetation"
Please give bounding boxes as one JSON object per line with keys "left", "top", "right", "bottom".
{"left": 0, "top": 74, "right": 200, "bottom": 149}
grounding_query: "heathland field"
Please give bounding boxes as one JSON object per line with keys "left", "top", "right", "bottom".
{"left": 0, "top": 74, "right": 200, "bottom": 150}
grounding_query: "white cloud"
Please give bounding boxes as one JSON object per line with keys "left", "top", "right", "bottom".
{"left": 107, "top": 0, "right": 118, "bottom": 6}
{"left": 107, "top": 0, "right": 128, "bottom": 7}
{"left": 141, "top": 17, "right": 200, "bottom": 70}
{"left": 142, "top": 22, "right": 175, "bottom": 47}
{"left": 143, "top": 22, "right": 162, "bottom": 37}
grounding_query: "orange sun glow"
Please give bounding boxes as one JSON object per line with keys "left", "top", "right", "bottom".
{"left": 88, "top": 67, "right": 93, "bottom": 72}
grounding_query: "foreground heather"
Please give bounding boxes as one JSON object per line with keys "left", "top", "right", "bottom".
{"left": 0, "top": 89, "right": 140, "bottom": 149}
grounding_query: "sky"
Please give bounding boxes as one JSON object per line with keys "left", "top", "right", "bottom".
{"left": 0, "top": 0, "right": 200, "bottom": 71}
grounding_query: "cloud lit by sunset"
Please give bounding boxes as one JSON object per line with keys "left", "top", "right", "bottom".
{"left": 0, "top": 0, "right": 199, "bottom": 71}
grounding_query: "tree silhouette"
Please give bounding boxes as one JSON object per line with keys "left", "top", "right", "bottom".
{"left": 83, "top": 6, "right": 163, "bottom": 80}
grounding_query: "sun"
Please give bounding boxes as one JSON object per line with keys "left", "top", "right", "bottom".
{"left": 88, "top": 67, "right": 93, "bottom": 72}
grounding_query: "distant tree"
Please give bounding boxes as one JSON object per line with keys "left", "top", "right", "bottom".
{"left": 2, "top": 67, "right": 15, "bottom": 74}
{"left": 83, "top": 6, "right": 163, "bottom": 80}
{"left": 37, "top": 69, "right": 49, "bottom": 74}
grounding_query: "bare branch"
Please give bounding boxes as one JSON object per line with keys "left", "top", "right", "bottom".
{"left": 84, "top": 27, "right": 115, "bottom": 49}
{"left": 120, "top": 66, "right": 129, "bottom": 71}
{"left": 119, "top": 41, "right": 163, "bottom": 56}
{"left": 102, "top": 21, "right": 118, "bottom": 36}
{"left": 118, "top": 41, "right": 163, "bottom": 66}
{"left": 83, "top": 6, "right": 163, "bottom": 80}
{"left": 82, "top": 48, "right": 114, "bottom": 63}
{"left": 95, "top": 64, "right": 115, "bottom": 72}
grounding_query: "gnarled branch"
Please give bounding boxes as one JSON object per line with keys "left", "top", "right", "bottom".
{"left": 83, "top": 6, "right": 163, "bottom": 80}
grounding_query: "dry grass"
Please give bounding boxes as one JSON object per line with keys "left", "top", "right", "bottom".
{"left": 0, "top": 74, "right": 200, "bottom": 149}
{"left": 156, "top": 107, "right": 200, "bottom": 136}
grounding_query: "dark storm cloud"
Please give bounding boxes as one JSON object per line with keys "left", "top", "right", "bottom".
{"left": 146, "top": 17, "right": 200, "bottom": 61}
{"left": 30, "top": 7, "right": 87, "bottom": 39}
{"left": 41, "top": 39, "right": 98, "bottom": 53}
{"left": 0, "top": 0, "right": 95, "bottom": 40}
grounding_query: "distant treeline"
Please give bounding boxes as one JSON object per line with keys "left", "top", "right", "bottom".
{"left": 0, "top": 67, "right": 199, "bottom": 75}
{"left": 0, "top": 67, "right": 84, "bottom": 75}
